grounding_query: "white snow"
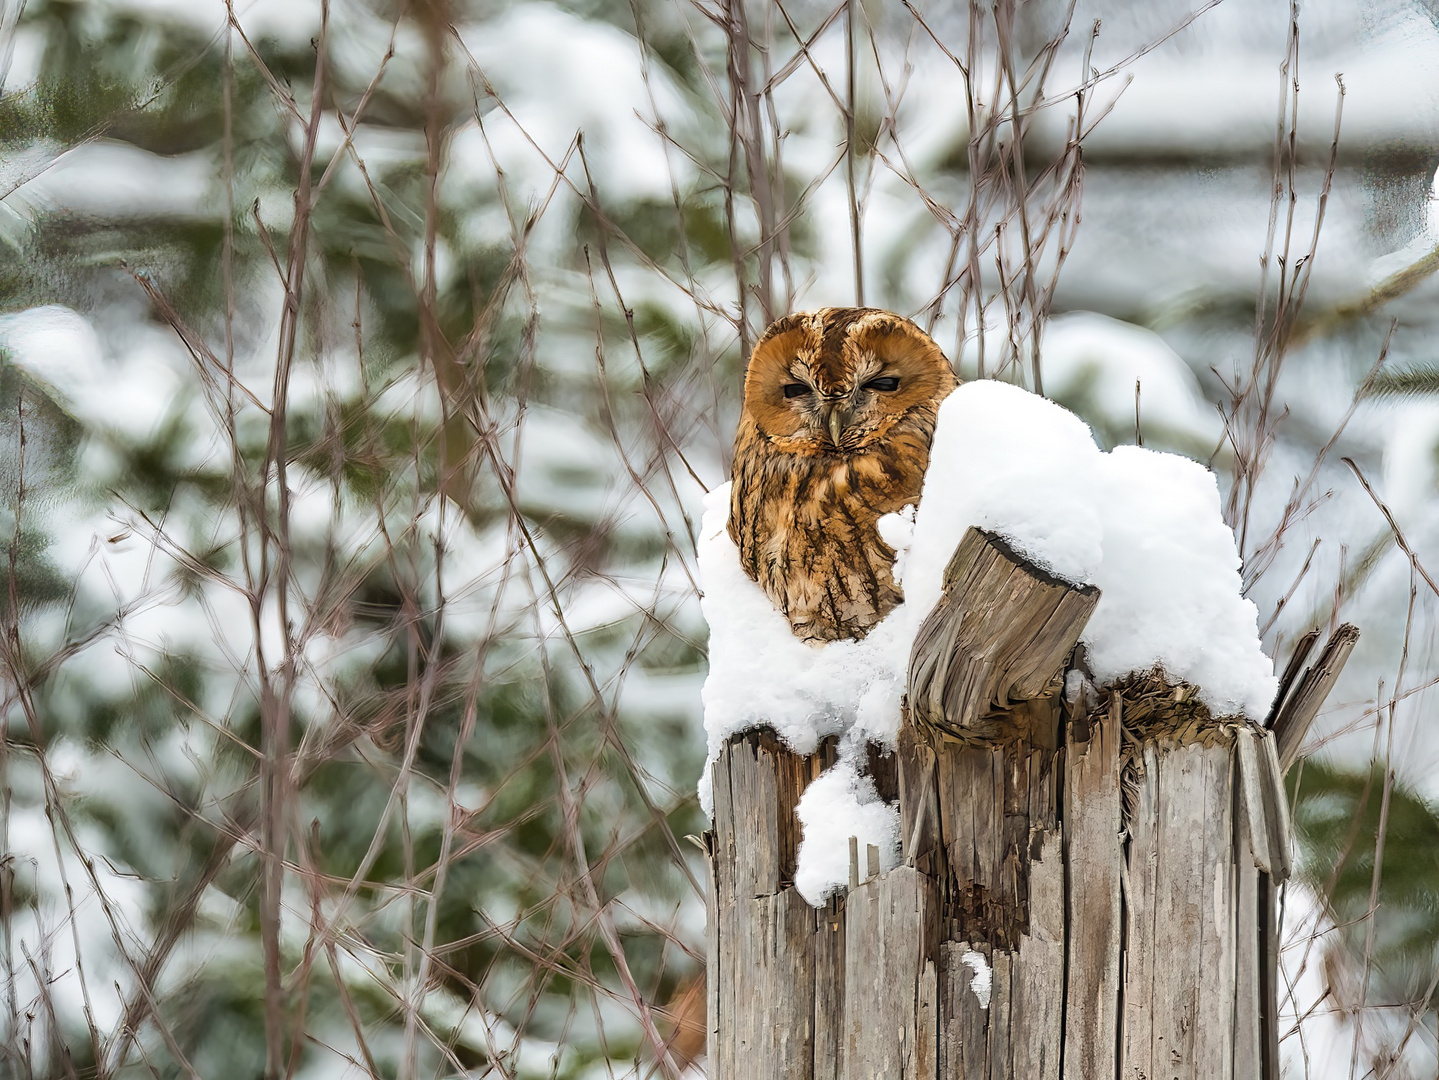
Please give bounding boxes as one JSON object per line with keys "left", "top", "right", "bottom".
{"left": 0, "top": 305, "right": 187, "bottom": 442}
{"left": 955, "top": 314, "right": 1226, "bottom": 458}
{"left": 96, "top": 0, "right": 322, "bottom": 44}
{"left": 1085, "top": 446, "right": 1277, "bottom": 719}
{"left": 901, "top": 379, "right": 1105, "bottom": 605}
{"left": 453, "top": 4, "right": 687, "bottom": 201}
{"left": 1381, "top": 400, "right": 1439, "bottom": 522}
{"left": 875, "top": 504, "right": 916, "bottom": 585}
{"left": 696, "top": 486, "right": 909, "bottom": 817}
{"left": 9, "top": 141, "right": 217, "bottom": 221}
{"left": 699, "top": 379, "right": 1277, "bottom": 906}
{"left": 792, "top": 757, "right": 901, "bottom": 906}
{"left": 959, "top": 950, "right": 993, "bottom": 1010}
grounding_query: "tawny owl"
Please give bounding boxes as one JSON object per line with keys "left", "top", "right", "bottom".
{"left": 729, "top": 307, "right": 959, "bottom": 643}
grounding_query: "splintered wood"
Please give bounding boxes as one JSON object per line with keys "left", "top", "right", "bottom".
{"left": 906, "top": 529, "right": 1098, "bottom": 743}
{"left": 707, "top": 527, "right": 1332, "bottom": 1079}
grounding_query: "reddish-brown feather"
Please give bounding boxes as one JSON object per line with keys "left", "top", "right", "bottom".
{"left": 728, "top": 308, "right": 958, "bottom": 643}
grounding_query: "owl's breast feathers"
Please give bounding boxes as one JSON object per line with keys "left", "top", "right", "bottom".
{"left": 728, "top": 306, "right": 957, "bottom": 642}
{"left": 729, "top": 411, "right": 938, "bottom": 643}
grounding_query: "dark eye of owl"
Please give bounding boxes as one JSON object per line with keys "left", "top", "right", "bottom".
{"left": 863, "top": 376, "right": 900, "bottom": 392}
{"left": 782, "top": 382, "right": 810, "bottom": 399}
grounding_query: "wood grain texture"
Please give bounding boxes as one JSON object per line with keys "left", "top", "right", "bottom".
{"left": 1266, "top": 628, "right": 1321, "bottom": 727}
{"left": 1062, "top": 704, "right": 1122, "bottom": 1080}
{"left": 732, "top": 890, "right": 818, "bottom": 1076}
{"left": 1122, "top": 742, "right": 1162, "bottom": 1080}
{"left": 1233, "top": 833, "right": 1263, "bottom": 1079}
{"left": 711, "top": 724, "right": 1289, "bottom": 1080}
{"left": 708, "top": 730, "right": 832, "bottom": 1080}
{"left": 915, "top": 958, "right": 939, "bottom": 1079}
{"left": 1009, "top": 827, "right": 1065, "bottom": 1080}
{"left": 1256, "top": 730, "right": 1294, "bottom": 882}
{"left": 1126, "top": 741, "right": 1245, "bottom": 1080}
{"left": 987, "top": 948, "right": 1012, "bottom": 1080}
{"left": 939, "top": 940, "right": 991, "bottom": 1079}
{"left": 1270, "top": 622, "right": 1359, "bottom": 770}
{"left": 706, "top": 841, "right": 728, "bottom": 1080}
{"left": 907, "top": 529, "right": 1098, "bottom": 742}
{"left": 840, "top": 866, "right": 936, "bottom": 1080}
{"left": 1195, "top": 742, "right": 1237, "bottom": 1076}
{"left": 1259, "top": 874, "right": 1282, "bottom": 1080}
{"left": 1235, "top": 724, "right": 1274, "bottom": 875}
{"left": 711, "top": 729, "right": 818, "bottom": 900}
{"left": 1149, "top": 744, "right": 1208, "bottom": 1078}
{"left": 813, "top": 899, "right": 846, "bottom": 1080}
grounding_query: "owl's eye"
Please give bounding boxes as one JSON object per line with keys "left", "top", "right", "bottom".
{"left": 863, "top": 376, "right": 900, "bottom": 392}
{"left": 782, "top": 382, "right": 811, "bottom": 399}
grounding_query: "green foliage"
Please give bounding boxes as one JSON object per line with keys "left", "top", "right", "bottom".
{"left": 1291, "top": 757, "right": 1439, "bottom": 1006}
{"left": 1363, "top": 363, "right": 1439, "bottom": 399}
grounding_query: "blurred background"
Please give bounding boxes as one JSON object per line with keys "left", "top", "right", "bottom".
{"left": 1, "top": 0, "right": 1438, "bottom": 1076}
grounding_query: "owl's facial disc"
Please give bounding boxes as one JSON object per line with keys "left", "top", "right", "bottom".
{"left": 742, "top": 309, "right": 957, "bottom": 455}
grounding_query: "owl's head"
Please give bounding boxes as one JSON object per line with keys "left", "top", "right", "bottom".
{"left": 741, "top": 308, "right": 957, "bottom": 455}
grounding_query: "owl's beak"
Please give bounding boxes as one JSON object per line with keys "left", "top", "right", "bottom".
{"left": 826, "top": 405, "right": 848, "bottom": 447}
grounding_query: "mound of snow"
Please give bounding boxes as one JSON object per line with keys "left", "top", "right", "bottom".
{"left": 901, "top": 379, "right": 1104, "bottom": 608}
{"left": 792, "top": 759, "right": 900, "bottom": 906}
{"left": 1086, "top": 446, "right": 1275, "bottom": 719}
{"left": 698, "top": 379, "right": 1276, "bottom": 905}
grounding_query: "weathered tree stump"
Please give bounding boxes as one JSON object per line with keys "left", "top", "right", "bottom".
{"left": 707, "top": 731, "right": 840, "bottom": 1077}
{"left": 706, "top": 527, "right": 1353, "bottom": 1079}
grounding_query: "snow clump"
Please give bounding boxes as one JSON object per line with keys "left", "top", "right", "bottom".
{"left": 959, "top": 950, "right": 993, "bottom": 1010}
{"left": 698, "top": 378, "right": 1277, "bottom": 905}
{"left": 900, "top": 379, "right": 1105, "bottom": 611}
{"left": 792, "top": 758, "right": 901, "bottom": 906}
{"left": 1085, "top": 446, "right": 1276, "bottom": 718}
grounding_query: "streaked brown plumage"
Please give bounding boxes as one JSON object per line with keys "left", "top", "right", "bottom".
{"left": 729, "top": 307, "right": 959, "bottom": 643}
